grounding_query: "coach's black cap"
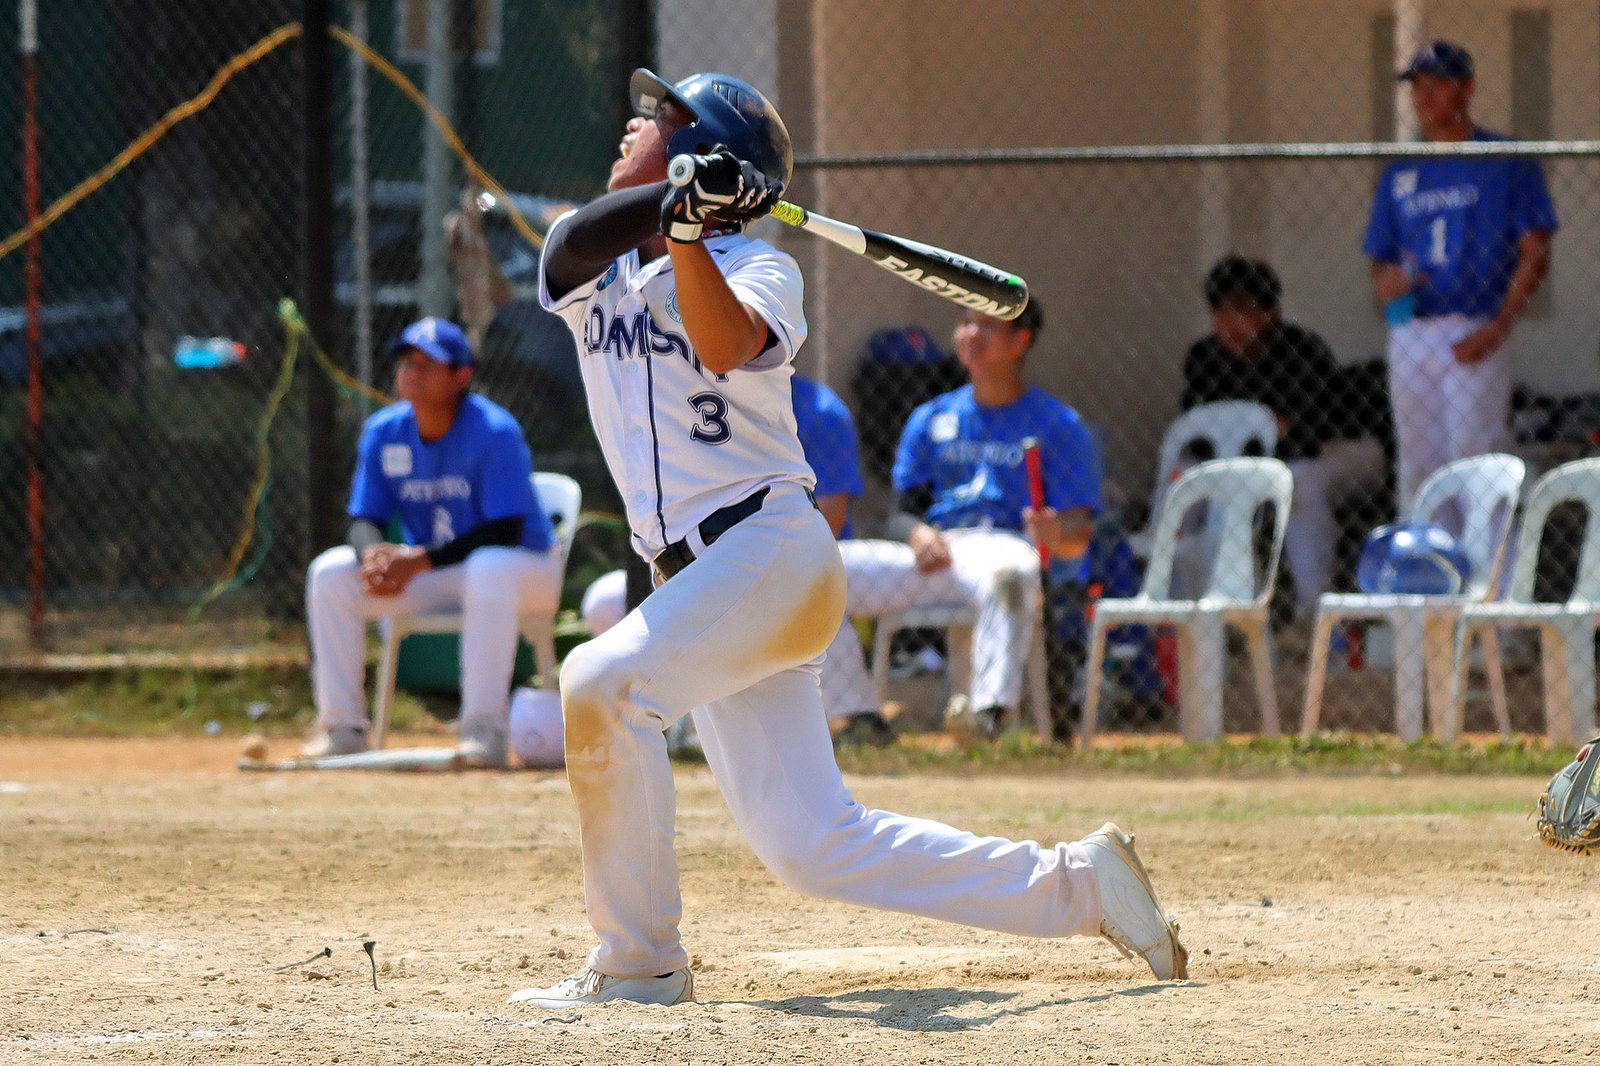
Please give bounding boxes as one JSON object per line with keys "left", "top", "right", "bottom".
{"left": 1399, "top": 40, "right": 1474, "bottom": 82}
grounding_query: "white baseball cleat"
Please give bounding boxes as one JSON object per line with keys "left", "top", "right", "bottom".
{"left": 456, "top": 728, "right": 508, "bottom": 770}
{"left": 507, "top": 966, "right": 694, "bottom": 1009}
{"left": 1079, "top": 821, "right": 1189, "bottom": 981}
{"left": 299, "top": 725, "right": 367, "bottom": 759}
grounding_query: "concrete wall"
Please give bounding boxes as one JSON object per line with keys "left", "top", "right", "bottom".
{"left": 663, "top": 0, "right": 1600, "bottom": 492}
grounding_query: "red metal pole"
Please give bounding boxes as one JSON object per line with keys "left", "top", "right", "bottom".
{"left": 21, "top": 0, "right": 43, "bottom": 651}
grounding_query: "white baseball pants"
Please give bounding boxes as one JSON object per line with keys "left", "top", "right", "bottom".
{"left": 1284, "top": 437, "right": 1387, "bottom": 616}
{"left": 558, "top": 484, "right": 1099, "bottom": 979}
{"left": 1387, "top": 315, "right": 1512, "bottom": 509}
{"left": 819, "top": 530, "right": 1042, "bottom": 719}
{"left": 306, "top": 544, "right": 563, "bottom": 737}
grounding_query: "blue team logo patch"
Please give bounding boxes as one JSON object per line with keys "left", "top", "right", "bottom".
{"left": 930, "top": 412, "right": 959, "bottom": 443}
{"left": 596, "top": 263, "right": 619, "bottom": 291}
{"left": 381, "top": 444, "right": 412, "bottom": 477}
{"left": 664, "top": 291, "right": 682, "bottom": 323}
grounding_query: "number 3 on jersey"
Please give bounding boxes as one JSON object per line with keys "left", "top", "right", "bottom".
{"left": 688, "top": 391, "right": 731, "bottom": 445}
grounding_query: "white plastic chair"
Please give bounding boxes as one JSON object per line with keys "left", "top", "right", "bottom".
{"left": 1083, "top": 457, "right": 1294, "bottom": 745}
{"left": 1130, "top": 401, "right": 1279, "bottom": 561}
{"left": 1458, "top": 458, "right": 1600, "bottom": 744}
{"left": 370, "top": 471, "right": 582, "bottom": 749}
{"left": 1300, "top": 453, "right": 1524, "bottom": 742}
{"left": 870, "top": 604, "right": 1051, "bottom": 739}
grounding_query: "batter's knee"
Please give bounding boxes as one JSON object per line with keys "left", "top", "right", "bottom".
{"left": 744, "top": 818, "right": 858, "bottom": 900}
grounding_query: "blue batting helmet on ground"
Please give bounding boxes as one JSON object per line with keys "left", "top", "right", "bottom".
{"left": 1356, "top": 522, "right": 1473, "bottom": 596}
{"left": 630, "top": 68, "right": 794, "bottom": 187}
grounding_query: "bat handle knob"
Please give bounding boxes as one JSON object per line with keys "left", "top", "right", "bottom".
{"left": 667, "top": 154, "right": 697, "bottom": 188}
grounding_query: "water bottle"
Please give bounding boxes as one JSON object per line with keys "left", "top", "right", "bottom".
{"left": 174, "top": 335, "right": 246, "bottom": 368}
{"left": 1383, "top": 257, "right": 1417, "bottom": 327}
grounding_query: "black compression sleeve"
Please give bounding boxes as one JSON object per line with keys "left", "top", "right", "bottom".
{"left": 423, "top": 516, "right": 525, "bottom": 569}
{"left": 544, "top": 181, "right": 670, "bottom": 299}
{"left": 348, "top": 519, "right": 384, "bottom": 554}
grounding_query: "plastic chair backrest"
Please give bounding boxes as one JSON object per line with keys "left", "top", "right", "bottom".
{"left": 1502, "top": 458, "right": 1600, "bottom": 604}
{"left": 533, "top": 471, "right": 583, "bottom": 562}
{"left": 1151, "top": 401, "right": 1279, "bottom": 521}
{"left": 1139, "top": 457, "right": 1294, "bottom": 606}
{"left": 1406, "top": 453, "right": 1524, "bottom": 599}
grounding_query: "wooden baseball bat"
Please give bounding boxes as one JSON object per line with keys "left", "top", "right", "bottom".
{"left": 667, "top": 154, "right": 1030, "bottom": 321}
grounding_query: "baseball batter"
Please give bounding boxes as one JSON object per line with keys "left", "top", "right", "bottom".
{"left": 510, "top": 68, "right": 1186, "bottom": 1009}
{"left": 1363, "top": 39, "right": 1556, "bottom": 507}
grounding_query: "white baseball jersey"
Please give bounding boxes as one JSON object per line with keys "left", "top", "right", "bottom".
{"left": 539, "top": 222, "right": 815, "bottom": 559}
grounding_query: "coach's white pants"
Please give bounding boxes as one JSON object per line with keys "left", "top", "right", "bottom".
{"left": 306, "top": 544, "right": 563, "bottom": 737}
{"left": 1388, "top": 315, "right": 1512, "bottom": 509}
{"left": 819, "top": 530, "right": 1041, "bottom": 718}
{"left": 559, "top": 484, "right": 1099, "bottom": 979}
{"left": 1284, "top": 437, "right": 1387, "bottom": 616}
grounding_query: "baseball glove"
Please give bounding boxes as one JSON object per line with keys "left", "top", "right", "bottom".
{"left": 1536, "top": 738, "right": 1600, "bottom": 855}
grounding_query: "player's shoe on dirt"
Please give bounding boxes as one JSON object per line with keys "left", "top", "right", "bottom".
{"left": 299, "top": 725, "right": 367, "bottom": 759}
{"left": 944, "top": 695, "right": 999, "bottom": 743}
{"left": 1079, "top": 821, "right": 1189, "bottom": 981}
{"left": 456, "top": 728, "right": 508, "bottom": 770}
{"left": 507, "top": 966, "right": 694, "bottom": 1008}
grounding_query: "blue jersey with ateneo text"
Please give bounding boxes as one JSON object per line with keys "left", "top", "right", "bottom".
{"left": 348, "top": 393, "right": 554, "bottom": 554}
{"left": 895, "top": 385, "right": 1100, "bottom": 535}
{"left": 792, "top": 376, "right": 864, "bottom": 537}
{"left": 1363, "top": 128, "right": 1557, "bottom": 318}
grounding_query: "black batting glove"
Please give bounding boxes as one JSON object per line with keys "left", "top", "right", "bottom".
{"left": 660, "top": 149, "right": 782, "bottom": 242}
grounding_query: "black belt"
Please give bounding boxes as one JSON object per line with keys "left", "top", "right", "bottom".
{"left": 652, "top": 487, "right": 815, "bottom": 583}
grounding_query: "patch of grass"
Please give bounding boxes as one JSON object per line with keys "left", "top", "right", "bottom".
{"left": 0, "top": 665, "right": 434, "bottom": 738}
{"left": 832, "top": 730, "right": 1576, "bottom": 778}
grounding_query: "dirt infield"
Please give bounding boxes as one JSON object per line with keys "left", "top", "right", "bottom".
{"left": 1, "top": 737, "right": 1595, "bottom": 1065}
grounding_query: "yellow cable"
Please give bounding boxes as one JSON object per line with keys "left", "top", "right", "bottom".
{"left": 0, "top": 21, "right": 545, "bottom": 263}
{"left": 0, "top": 23, "right": 304, "bottom": 264}
{"left": 327, "top": 26, "right": 545, "bottom": 250}
{"left": 190, "top": 300, "right": 305, "bottom": 617}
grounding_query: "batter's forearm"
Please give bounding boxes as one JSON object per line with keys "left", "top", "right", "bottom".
{"left": 666, "top": 240, "right": 770, "bottom": 374}
{"left": 545, "top": 182, "right": 669, "bottom": 297}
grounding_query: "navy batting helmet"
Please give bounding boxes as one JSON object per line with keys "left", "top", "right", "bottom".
{"left": 629, "top": 68, "right": 793, "bottom": 187}
{"left": 1356, "top": 522, "right": 1473, "bottom": 596}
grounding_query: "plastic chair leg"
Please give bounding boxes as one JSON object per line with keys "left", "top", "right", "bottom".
{"left": 1243, "top": 617, "right": 1280, "bottom": 736}
{"left": 1177, "top": 614, "right": 1226, "bottom": 742}
{"left": 1544, "top": 615, "right": 1597, "bottom": 744}
{"left": 1025, "top": 625, "right": 1051, "bottom": 741}
{"left": 1300, "top": 611, "right": 1338, "bottom": 735}
{"left": 870, "top": 620, "right": 895, "bottom": 710}
{"left": 1423, "top": 612, "right": 1461, "bottom": 741}
{"left": 1080, "top": 619, "right": 1109, "bottom": 749}
{"left": 1392, "top": 607, "right": 1427, "bottom": 741}
{"left": 1477, "top": 626, "right": 1510, "bottom": 738}
{"left": 371, "top": 624, "right": 402, "bottom": 750}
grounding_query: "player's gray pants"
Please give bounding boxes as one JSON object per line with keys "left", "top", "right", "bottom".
{"left": 559, "top": 483, "right": 1100, "bottom": 979}
{"left": 306, "top": 544, "right": 563, "bottom": 738}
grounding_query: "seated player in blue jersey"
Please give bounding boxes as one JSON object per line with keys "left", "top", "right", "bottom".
{"left": 303, "top": 318, "right": 564, "bottom": 767}
{"left": 820, "top": 298, "right": 1100, "bottom": 740}
{"left": 580, "top": 372, "right": 876, "bottom": 741}
{"left": 1363, "top": 39, "right": 1556, "bottom": 509}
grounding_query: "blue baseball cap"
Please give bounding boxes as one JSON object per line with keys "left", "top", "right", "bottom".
{"left": 1399, "top": 40, "right": 1474, "bottom": 82}
{"left": 387, "top": 317, "right": 473, "bottom": 368}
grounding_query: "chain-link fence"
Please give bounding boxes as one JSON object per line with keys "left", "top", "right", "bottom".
{"left": 5, "top": 1, "right": 1599, "bottom": 742}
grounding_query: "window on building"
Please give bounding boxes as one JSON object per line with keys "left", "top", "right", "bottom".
{"left": 397, "top": 0, "right": 502, "bottom": 65}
